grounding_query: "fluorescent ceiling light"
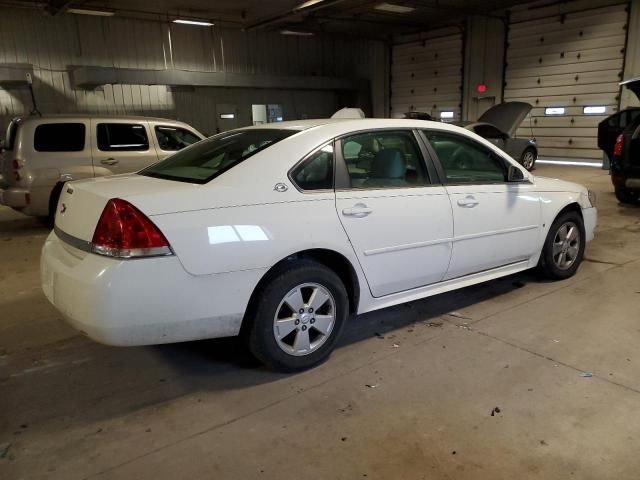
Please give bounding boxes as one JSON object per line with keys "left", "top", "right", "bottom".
{"left": 295, "top": 0, "right": 326, "bottom": 9}
{"left": 67, "top": 8, "right": 115, "bottom": 16}
{"left": 583, "top": 106, "right": 606, "bottom": 114}
{"left": 219, "top": 113, "right": 235, "bottom": 119}
{"left": 545, "top": 107, "right": 565, "bottom": 115}
{"left": 280, "top": 29, "right": 315, "bottom": 36}
{"left": 537, "top": 159, "right": 602, "bottom": 167}
{"left": 374, "top": 2, "right": 415, "bottom": 13}
{"left": 173, "top": 19, "right": 214, "bottom": 26}
{"left": 440, "top": 111, "right": 454, "bottom": 119}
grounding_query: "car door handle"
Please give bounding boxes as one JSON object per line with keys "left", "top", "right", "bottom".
{"left": 457, "top": 196, "right": 479, "bottom": 208}
{"left": 100, "top": 158, "right": 119, "bottom": 166}
{"left": 342, "top": 203, "right": 373, "bottom": 217}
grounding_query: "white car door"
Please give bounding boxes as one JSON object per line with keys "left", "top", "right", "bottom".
{"left": 420, "top": 130, "right": 541, "bottom": 280}
{"left": 335, "top": 129, "right": 453, "bottom": 298}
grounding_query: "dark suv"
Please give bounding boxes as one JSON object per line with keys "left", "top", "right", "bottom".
{"left": 598, "top": 78, "right": 640, "bottom": 203}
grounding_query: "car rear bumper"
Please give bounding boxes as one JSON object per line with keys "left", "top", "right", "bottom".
{"left": 583, "top": 206, "right": 597, "bottom": 243}
{"left": 0, "top": 186, "right": 29, "bottom": 209}
{"left": 40, "top": 231, "right": 265, "bottom": 346}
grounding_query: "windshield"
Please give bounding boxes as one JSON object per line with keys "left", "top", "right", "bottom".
{"left": 140, "top": 128, "right": 298, "bottom": 184}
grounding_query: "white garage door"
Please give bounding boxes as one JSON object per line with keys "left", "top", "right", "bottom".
{"left": 391, "top": 31, "right": 463, "bottom": 121}
{"left": 504, "top": 3, "right": 628, "bottom": 160}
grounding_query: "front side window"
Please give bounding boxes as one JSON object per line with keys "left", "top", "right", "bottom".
{"left": 155, "top": 126, "right": 201, "bottom": 151}
{"left": 97, "top": 123, "right": 149, "bottom": 151}
{"left": 291, "top": 144, "right": 333, "bottom": 191}
{"left": 341, "top": 130, "right": 428, "bottom": 189}
{"left": 423, "top": 131, "right": 507, "bottom": 183}
{"left": 141, "top": 128, "right": 298, "bottom": 184}
{"left": 34, "top": 123, "right": 85, "bottom": 152}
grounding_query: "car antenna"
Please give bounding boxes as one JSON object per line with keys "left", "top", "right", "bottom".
{"left": 26, "top": 73, "right": 42, "bottom": 117}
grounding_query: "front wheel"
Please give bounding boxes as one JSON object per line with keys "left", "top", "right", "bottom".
{"left": 244, "top": 260, "right": 348, "bottom": 372}
{"left": 520, "top": 148, "right": 537, "bottom": 171}
{"left": 538, "top": 211, "right": 586, "bottom": 280}
{"left": 615, "top": 188, "right": 639, "bottom": 204}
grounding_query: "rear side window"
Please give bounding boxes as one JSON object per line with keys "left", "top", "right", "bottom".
{"left": 155, "top": 126, "right": 201, "bottom": 151}
{"left": 34, "top": 123, "right": 86, "bottom": 152}
{"left": 97, "top": 123, "right": 149, "bottom": 151}
{"left": 141, "top": 128, "right": 298, "bottom": 184}
{"left": 291, "top": 144, "right": 334, "bottom": 191}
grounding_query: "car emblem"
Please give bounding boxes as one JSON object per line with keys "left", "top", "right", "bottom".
{"left": 60, "top": 203, "right": 67, "bottom": 214}
{"left": 274, "top": 182, "right": 288, "bottom": 192}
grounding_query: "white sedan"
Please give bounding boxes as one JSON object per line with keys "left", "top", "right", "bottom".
{"left": 41, "top": 119, "right": 597, "bottom": 371}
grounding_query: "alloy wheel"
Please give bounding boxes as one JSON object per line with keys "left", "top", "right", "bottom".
{"left": 552, "top": 221, "right": 580, "bottom": 270}
{"left": 273, "top": 283, "right": 336, "bottom": 356}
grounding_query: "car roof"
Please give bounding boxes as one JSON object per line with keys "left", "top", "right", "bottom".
{"left": 241, "top": 117, "right": 454, "bottom": 133}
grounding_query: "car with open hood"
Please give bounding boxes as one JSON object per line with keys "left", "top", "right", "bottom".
{"left": 597, "top": 78, "right": 640, "bottom": 204}
{"left": 456, "top": 102, "right": 538, "bottom": 171}
{"left": 40, "top": 118, "right": 596, "bottom": 372}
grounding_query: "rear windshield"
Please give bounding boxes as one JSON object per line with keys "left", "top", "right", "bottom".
{"left": 140, "top": 128, "right": 298, "bottom": 184}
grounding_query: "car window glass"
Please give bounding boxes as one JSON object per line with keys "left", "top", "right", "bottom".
{"left": 424, "top": 130, "right": 507, "bottom": 183}
{"left": 34, "top": 123, "right": 85, "bottom": 152}
{"left": 155, "top": 126, "right": 201, "bottom": 151}
{"left": 291, "top": 144, "right": 333, "bottom": 191}
{"left": 141, "top": 129, "right": 297, "bottom": 184}
{"left": 341, "top": 130, "right": 428, "bottom": 189}
{"left": 97, "top": 123, "right": 149, "bottom": 151}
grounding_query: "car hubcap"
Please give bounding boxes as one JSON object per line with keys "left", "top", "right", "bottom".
{"left": 522, "top": 151, "right": 535, "bottom": 169}
{"left": 273, "top": 283, "right": 336, "bottom": 356}
{"left": 552, "top": 221, "right": 580, "bottom": 270}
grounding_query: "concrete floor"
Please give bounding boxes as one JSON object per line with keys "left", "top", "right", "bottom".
{"left": 1, "top": 165, "right": 640, "bottom": 479}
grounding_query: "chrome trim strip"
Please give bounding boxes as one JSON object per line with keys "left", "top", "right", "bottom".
{"left": 363, "top": 225, "right": 539, "bottom": 257}
{"left": 54, "top": 226, "right": 174, "bottom": 259}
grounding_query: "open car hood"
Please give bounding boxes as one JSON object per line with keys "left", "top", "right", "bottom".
{"left": 620, "top": 77, "right": 640, "bottom": 101}
{"left": 478, "top": 101, "right": 532, "bottom": 137}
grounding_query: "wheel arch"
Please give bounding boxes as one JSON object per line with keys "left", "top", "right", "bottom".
{"left": 244, "top": 248, "right": 361, "bottom": 323}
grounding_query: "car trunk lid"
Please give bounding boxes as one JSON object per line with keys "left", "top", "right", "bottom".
{"left": 620, "top": 77, "right": 640, "bottom": 101}
{"left": 478, "top": 102, "right": 532, "bottom": 137}
{"left": 54, "top": 174, "right": 200, "bottom": 241}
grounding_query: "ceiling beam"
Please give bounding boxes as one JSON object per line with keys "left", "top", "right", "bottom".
{"left": 45, "top": 0, "right": 76, "bottom": 16}
{"left": 245, "top": 0, "right": 350, "bottom": 30}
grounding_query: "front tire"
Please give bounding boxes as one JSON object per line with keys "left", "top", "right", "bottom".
{"left": 538, "top": 211, "right": 585, "bottom": 280}
{"left": 244, "top": 260, "right": 348, "bottom": 372}
{"left": 520, "top": 148, "right": 537, "bottom": 171}
{"left": 615, "top": 188, "right": 639, "bottom": 204}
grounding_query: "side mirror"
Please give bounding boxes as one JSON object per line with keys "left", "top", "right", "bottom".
{"left": 508, "top": 165, "right": 526, "bottom": 182}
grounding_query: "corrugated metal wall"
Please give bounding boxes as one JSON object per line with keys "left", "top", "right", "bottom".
{"left": 504, "top": 2, "right": 629, "bottom": 160}
{"left": 0, "top": 7, "right": 380, "bottom": 135}
{"left": 390, "top": 28, "right": 464, "bottom": 121}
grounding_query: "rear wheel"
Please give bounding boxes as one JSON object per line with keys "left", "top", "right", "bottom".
{"left": 615, "top": 187, "right": 639, "bottom": 204}
{"left": 520, "top": 148, "right": 537, "bottom": 171}
{"left": 538, "top": 211, "right": 585, "bottom": 280}
{"left": 244, "top": 260, "right": 348, "bottom": 372}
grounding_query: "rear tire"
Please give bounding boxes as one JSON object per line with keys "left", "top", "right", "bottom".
{"left": 244, "top": 260, "right": 348, "bottom": 372}
{"left": 615, "top": 188, "right": 639, "bottom": 204}
{"left": 538, "top": 210, "right": 585, "bottom": 280}
{"left": 520, "top": 148, "right": 537, "bottom": 171}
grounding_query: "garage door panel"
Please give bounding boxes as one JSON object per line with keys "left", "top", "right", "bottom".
{"left": 505, "top": 70, "right": 622, "bottom": 90}
{"left": 504, "top": 2, "right": 627, "bottom": 161}
{"left": 507, "top": 58, "right": 624, "bottom": 77}
{"left": 540, "top": 147, "right": 602, "bottom": 159}
{"left": 506, "top": 34, "right": 626, "bottom": 59}
{"left": 509, "top": 2, "right": 628, "bottom": 23}
{"left": 391, "top": 31, "right": 463, "bottom": 119}
{"left": 508, "top": 22, "right": 626, "bottom": 48}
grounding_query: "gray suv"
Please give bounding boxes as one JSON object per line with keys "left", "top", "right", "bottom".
{"left": 0, "top": 115, "right": 204, "bottom": 219}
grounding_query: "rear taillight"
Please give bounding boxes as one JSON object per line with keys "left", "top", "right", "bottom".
{"left": 12, "top": 159, "right": 21, "bottom": 182}
{"left": 91, "top": 198, "right": 172, "bottom": 258}
{"left": 613, "top": 134, "right": 624, "bottom": 157}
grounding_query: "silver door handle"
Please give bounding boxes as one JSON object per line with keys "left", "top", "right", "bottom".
{"left": 100, "top": 158, "right": 119, "bottom": 166}
{"left": 342, "top": 204, "right": 372, "bottom": 217}
{"left": 457, "top": 196, "right": 479, "bottom": 208}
